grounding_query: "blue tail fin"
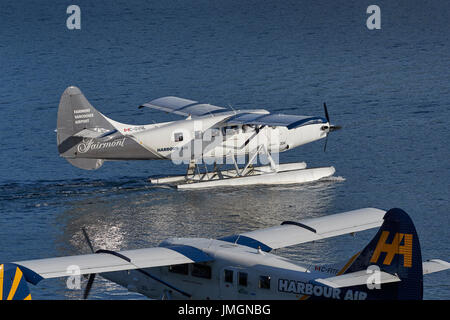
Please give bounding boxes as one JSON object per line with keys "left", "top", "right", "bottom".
{"left": 344, "top": 208, "right": 423, "bottom": 299}
{"left": 0, "top": 263, "right": 43, "bottom": 300}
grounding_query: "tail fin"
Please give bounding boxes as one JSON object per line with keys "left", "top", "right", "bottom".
{"left": 0, "top": 263, "right": 43, "bottom": 300}
{"left": 344, "top": 208, "right": 423, "bottom": 299}
{"left": 57, "top": 86, "right": 115, "bottom": 170}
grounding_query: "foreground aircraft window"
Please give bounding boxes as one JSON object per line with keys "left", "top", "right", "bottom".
{"left": 259, "top": 275, "right": 271, "bottom": 289}
{"left": 224, "top": 269, "right": 233, "bottom": 283}
{"left": 192, "top": 263, "right": 212, "bottom": 279}
{"left": 168, "top": 264, "right": 189, "bottom": 275}
{"left": 174, "top": 132, "right": 183, "bottom": 142}
{"left": 238, "top": 272, "right": 248, "bottom": 287}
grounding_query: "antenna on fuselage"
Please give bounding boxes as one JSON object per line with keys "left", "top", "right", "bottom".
{"left": 228, "top": 104, "right": 237, "bottom": 114}
{"left": 234, "top": 234, "right": 241, "bottom": 246}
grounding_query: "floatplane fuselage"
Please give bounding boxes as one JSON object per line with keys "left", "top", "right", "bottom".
{"left": 71, "top": 113, "right": 324, "bottom": 162}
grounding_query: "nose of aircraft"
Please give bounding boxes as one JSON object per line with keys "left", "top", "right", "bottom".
{"left": 321, "top": 103, "right": 342, "bottom": 151}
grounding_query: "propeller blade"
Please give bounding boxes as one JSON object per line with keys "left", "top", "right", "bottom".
{"left": 82, "top": 227, "right": 95, "bottom": 253}
{"left": 322, "top": 102, "right": 341, "bottom": 151}
{"left": 323, "top": 102, "right": 330, "bottom": 123}
{"left": 83, "top": 273, "right": 96, "bottom": 299}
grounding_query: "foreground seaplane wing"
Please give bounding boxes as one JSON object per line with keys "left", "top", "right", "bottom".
{"left": 219, "top": 208, "right": 386, "bottom": 252}
{"left": 14, "top": 245, "right": 213, "bottom": 280}
{"left": 2, "top": 244, "right": 213, "bottom": 299}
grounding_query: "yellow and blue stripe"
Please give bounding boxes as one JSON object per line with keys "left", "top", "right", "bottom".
{"left": 0, "top": 263, "right": 42, "bottom": 300}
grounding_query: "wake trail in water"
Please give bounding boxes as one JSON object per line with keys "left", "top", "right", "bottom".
{"left": 0, "top": 177, "right": 153, "bottom": 202}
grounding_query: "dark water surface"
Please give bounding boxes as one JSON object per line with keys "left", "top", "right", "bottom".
{"left": 0, "top": 1, "right": 448, "bottom": 299}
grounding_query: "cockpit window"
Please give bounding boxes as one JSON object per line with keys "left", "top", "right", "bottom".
{"left": 192, "top": 263, "right": 212, "bottom": 279}
{"left": 168, "top": 264, "right": 188, "bottom": 275}
{"left": 222, "top": 125, "right": 240, "bottom": 136}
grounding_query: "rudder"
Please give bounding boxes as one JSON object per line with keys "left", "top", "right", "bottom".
{"left": 56, "top": 86, "right": 115, "bottom": 170}
{"left": 344, "top": 208, "right": 423, "bottom": 299}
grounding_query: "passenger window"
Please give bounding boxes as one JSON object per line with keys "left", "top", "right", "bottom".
{"left": 210, "top": 128, "right": 220, "bottom": 137}
{"left": 194, "top": 131, "right": 202, "bottom": 140}
{"left": 174, "top": 132, "right": 183, "bottom": 142}
{"left": 192, "top": 263, "right": 212, "bottom": 279}
{"left": 224, "top": 269, "right": 233, "bottom": 283}
{"left": 168, "top": 264, "right": 188, "bottom": 275}
{"left": 238, "top": 272, "right": 248, "bottom": 286}
{"left": 222, "top": 125, "right": 240, "bottom": 136}
{"left": 259, "top": 275, "right": 271, "bottom": 289}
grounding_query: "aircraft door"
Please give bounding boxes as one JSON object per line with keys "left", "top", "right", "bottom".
{"left": 219, "top": 267, "right": 239, "bottom": 299}
{"left": 278, "top": 127, "right": 288, "bottom": 151}
{"left": 269, "top": 126, "right": 288, "bottom": 152}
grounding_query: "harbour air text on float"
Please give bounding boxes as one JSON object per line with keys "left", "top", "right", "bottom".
{"left": 56, "top": 86, "right": 342, "bottom": 188}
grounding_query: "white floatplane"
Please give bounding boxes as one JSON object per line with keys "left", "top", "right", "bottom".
{"left": 56, "top": 86, "right": 341, "bottom": 188}
{"left": 3, "top": 208, "right": 448, "bottom": 300}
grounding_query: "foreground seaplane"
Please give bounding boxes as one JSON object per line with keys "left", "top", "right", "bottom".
{"left": 2, "top": 208, "right": 448, "bottom": 300}
{"left": 56, "top": 86, "right": 341, "bottom": 188}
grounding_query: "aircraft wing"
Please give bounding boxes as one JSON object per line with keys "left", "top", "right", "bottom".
{"left": 139, "top": 96, "right": 325, "bottom": 129}
{"left": 139, "top": 96, "right": 228, "bottom": 117}
{"left": 14, "top": 245, "right": 213, "bottom": 279}
{"left": 219, "top": 208, "right": 386, "bottom": 252}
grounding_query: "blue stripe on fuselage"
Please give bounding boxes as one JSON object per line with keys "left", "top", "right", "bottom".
{"left": 162, "top": 245, "right": 214, "bottom": 263}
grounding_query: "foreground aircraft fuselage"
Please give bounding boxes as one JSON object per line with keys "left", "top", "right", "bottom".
{"left": 103, "top": 237, "right": 366, "bottom": 300}
{"left": 57, "top": 86, "right": 339, "bottom": 170}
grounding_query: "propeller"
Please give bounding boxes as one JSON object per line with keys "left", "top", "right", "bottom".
{"left": 321, "top": 103, "right": 342, "bottom": 152}
{"left": 81, "top": 228, "right": 131, "bottom": 299}
{"left": 80, "top": 227, "right": 192, "bottom": 299}
{"left": 81, "top": 227, "right": 96, "bottom": 300}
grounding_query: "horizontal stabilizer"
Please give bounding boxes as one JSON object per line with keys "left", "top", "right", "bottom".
{"left": 315, "top": 259, "right": 450, "bottom": 289}
{"left": 73, "top": 128, "right": 116, "bottom": 139}
{"left": 66, "top": 158, "right": 104, "bottom": 170}
{"left": 315, "top": 270, "right": 401, "bottom": 289}
{"left": 422, "top": 259, "right": 450, "bottom": 275}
